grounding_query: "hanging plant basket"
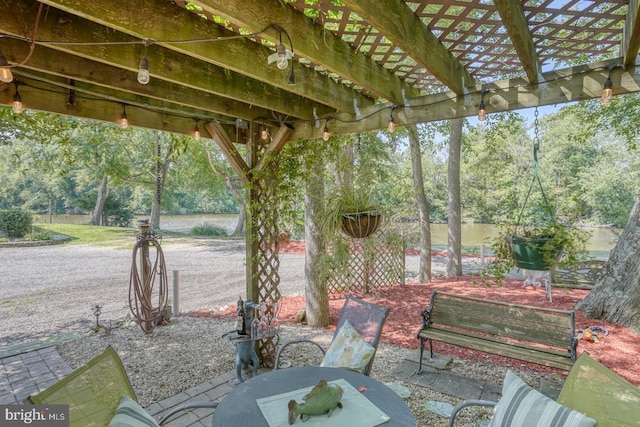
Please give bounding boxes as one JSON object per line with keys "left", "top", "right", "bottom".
{"left": 341, "top": 212, "right": 382, "bottom": 239}
{"left": 509, "top": 235, "right": 562, "bottom": 271}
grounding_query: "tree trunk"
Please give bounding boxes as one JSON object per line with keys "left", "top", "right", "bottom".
{"left": 576, "top": 194, "right": 640, "bottom": 333}
{"left": 90, "top": 175, "right": 108, "bottom": 225}
{"left": 225, "top": 176, "right": 246, "bottom": 236}
{"left": 408, "top": 126, "right": 432, "bottom": 283}
{"left": 304, "top": 157, "right": 330, "bottom": 327}
{"left": 447, "top": 118, "right": 463, "bottom": 276}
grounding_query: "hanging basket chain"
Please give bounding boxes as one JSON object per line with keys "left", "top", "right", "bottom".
{"left": 515, "top": 107, "right": 556, "bottom": 230}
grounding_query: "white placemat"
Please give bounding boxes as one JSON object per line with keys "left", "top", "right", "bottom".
{"left": 256, "top": 378, "right": 390, "bottom": 427}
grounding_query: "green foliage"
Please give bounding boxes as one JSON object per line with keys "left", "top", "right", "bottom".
{"left": 321, "top": 186, "right": 383, "bottom": 235}
{"left": 480, "top": 222, "right": 590, "bottom": 285}
{"left": 0, "top": 209, "right": 32, "bottom": 238}
{"left": 190, "top": 222, "right": 227, "bottom": 237}
{"left": 28, "top": 230, "right": 53, "bottom": 241}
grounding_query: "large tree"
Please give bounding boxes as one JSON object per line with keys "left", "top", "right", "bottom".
{"left": 577, "top": 194, "right": 640, "bottom": 333}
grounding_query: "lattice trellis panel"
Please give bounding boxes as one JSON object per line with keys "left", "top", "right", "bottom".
{"left": 326, "top": 231, "right": 405, "bottom": 296}
{"left": 251, "top": 157, "right": 282, "bottom": 368}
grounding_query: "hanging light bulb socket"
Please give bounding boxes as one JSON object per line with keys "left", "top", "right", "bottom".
{"left": 119, "top": 104, "right": 129, "bottom": 129}
{"left": 193, "top": 119, "right": 200, "bottom": 140}
{"left": 0, "top": 50, "right": 13, "bottom": 83}
{"left": 268, "top": 25, "right": 296, "bottom": 85}
{"left": 137, "top": 40, "right": 151, "bottom": 85}
{"left": 388, "top": 106, "right": 396, "bottom": 133}
{"left": 260, "top": 124, "right": 269, "bottom": 140}
{"left": 478, "top": 89, "right": 487, "bottom": 121}
{"left": 12, "top": 80, "right": 23, "bottom": 115}
{"left": 322, "top": 122, "right": 331, "bottom": 141}
{"left": 601, "top": 64, "right": 614, "bottom": 104}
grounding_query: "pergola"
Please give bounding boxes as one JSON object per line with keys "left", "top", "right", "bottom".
{"left": 1, "top": 1, "right": 640, "bottom": 338}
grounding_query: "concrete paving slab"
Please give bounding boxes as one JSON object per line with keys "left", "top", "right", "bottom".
{"left": 479, "top": 382, "right": 502, "bottom": 402}
{"left": 392, "top": 359, "right": 440, "bottom": 388}
{"left": 404, "top": 349, "right": 452, "bottom": 370}
{"left": 539, "top": 379, "right": 563, "bottom": 400}
{"left": 429, "top": 371, "right": 485, "bottom": 400}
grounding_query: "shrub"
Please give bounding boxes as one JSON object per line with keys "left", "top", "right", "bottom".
{"left": 191, "top": 222, "right": 227, "bottom": 237}
{"left": 0, "top": 209, "right": 32, "bottom": 238}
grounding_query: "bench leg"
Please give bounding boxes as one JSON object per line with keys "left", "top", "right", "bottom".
{"left": 416, "top": 337, "right": 434, "bottom": 375}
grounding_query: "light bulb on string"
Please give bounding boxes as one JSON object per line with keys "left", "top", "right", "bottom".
{"left": 137, "top": 41, "right": 151, "bottom": 84}
{"left": 601, "top": 66, "right": 613, "bottom": 104}
{"left": 12, "top": 81, "right": 23, "bottom": 115}
{"left": 478, "top": 90, "right": 487, "bottom": 121}
{"left": 275, "top": 43, "right": 288, "bottom": 70}
{"left": 0, "top": 50, "right": 13, "bottom": 83}
{"left": 119, "top": 105, "right": 129, "bottom": 129}
{"left": 137, "top": 57, "right": 150, "bottom": 85}
{"left": 260, "top": 124, "right": 269, "bottom": 140}
{"left": 388, "top": 107, "right": 396, "bottom": 133}
{"left": 193, "top": 120, "right": 200, "bottom": 141}
{"left": 322, "top": 123, "right": 331, "bottom": 141}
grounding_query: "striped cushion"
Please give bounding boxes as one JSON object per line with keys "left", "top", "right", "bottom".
{"left": 489, "top": 371, "right": 596, "bottom": 427}
{"left": 108, "top": 395, "right": 159, "bottom": 427}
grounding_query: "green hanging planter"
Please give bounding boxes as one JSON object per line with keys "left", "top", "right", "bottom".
{"left": 509, "top": 235, "right": 562, "bottom": 271}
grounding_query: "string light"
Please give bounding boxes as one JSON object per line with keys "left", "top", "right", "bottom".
{"left": 388, "top": 106, "right": 396, "bottom": 133}
{"left": 193, "top": 119, "right": 200, "bottom": 140}
{"left": 322, "top": 122, "right": 331, "bottom": 141}
{"left": 137, "top": 41, "right": 151, "bottom": 85}
{"left": 260, "top": 124, "right": 269, "bottom": 140}
{"left": 12, "top": 81, "right": 23, "bottom": 114}
{"left": 0, "top": 50, "right": 13, "bottom": 83}
{"left": 267, "top": 25, "right": 295, "bottom": 86}
{"left": 478, "top": 89, "right": 487, "bottom": 121}
{"left": 601, "top": 65, "right": 614, "bottom": 104}
{"left": 119, "top": 104, "right": 129, "bottom": 129}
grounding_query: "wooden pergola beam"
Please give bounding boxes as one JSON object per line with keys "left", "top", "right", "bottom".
{"left": 196, "top": 0, "right": 414, "bottom": 104}
{"left": 0, "top": 38, "right": 276, "bottom": 123}
{"left": 343, "top": 0, "right": 474, "bottom": 95}
{"left": 37, "top": 0, "right": 366, "bottom": 115}
{"left": 293, "top": 60, "right": 640, "bottom": 140}
{"left": 1, "top": 0, "right": 334, "bottom": 120}
{"left": 255, "top": 124, "right": 295, "bottom": 173}
{"left": 204, "top": 122, "right": 250, "bottom": 182}
{"left": 494, "top": 0, "right": 541, "bottom": 84}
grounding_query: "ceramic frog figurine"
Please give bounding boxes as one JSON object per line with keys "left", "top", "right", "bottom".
{"left": 287, "top": 379, "right": 344, "bottom": 424}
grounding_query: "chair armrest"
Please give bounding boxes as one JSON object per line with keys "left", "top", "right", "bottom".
{"left": 448, "top": 399, "right": 496, "bottom": 427}
{"left": 274, "top": 339, "right": 326, "bottom": 370}
{"left": 159, "top": 402, "right": 218, "bottom": 425}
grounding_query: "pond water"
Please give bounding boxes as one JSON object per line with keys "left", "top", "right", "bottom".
{"left": 36, "top": 214, "right": 618, "bottom": 260}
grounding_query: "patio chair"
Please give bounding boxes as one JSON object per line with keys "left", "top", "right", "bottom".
{"left": 28, "top": 345, "right": 217, "bottom": 426}
{"left": 274, "top": 295, "right": 390, "bottom": 376}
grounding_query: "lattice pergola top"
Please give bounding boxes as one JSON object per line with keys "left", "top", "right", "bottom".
{"left": 0, "top": 1, "right": 639, "bottom": 141}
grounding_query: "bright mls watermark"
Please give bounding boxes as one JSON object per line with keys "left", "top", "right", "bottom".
{"left": 1, "top": 405, "right": 68, "bottom": 426}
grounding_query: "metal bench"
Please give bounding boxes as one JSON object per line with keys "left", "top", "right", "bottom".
{"left": 416, "top": 291, "right": 578, "bottom": 372}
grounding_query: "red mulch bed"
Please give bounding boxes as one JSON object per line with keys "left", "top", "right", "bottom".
{"left": 189, "top": 241, "right": 640, "bottom": 386}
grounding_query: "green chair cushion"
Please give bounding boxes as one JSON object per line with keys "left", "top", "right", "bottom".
{"left": 557, "top": 352, "right": 640, "bottom": 427}
{"left": 29, "top": 346, "right": 137, "bottom": 427}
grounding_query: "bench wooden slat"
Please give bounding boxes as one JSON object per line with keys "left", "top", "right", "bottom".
{"left": 431, "top": 299, "right": 571, "bottom": 348}
{"left": 420, "top": 328, "right": 574, "bottom": 370}
{"left": 416, "top": 291, "right": 577, "bottom": 372}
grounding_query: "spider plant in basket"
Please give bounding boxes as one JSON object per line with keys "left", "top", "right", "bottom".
{"left": 321, "top": 186, "right": 384, "bottom": 239}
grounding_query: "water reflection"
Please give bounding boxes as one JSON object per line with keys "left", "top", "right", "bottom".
{"left": 36, "top": 214, "right": 618, "bottom": 259}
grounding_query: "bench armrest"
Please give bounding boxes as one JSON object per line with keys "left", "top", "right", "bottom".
{"left": 448, "top": 399, "right": 496, "bottom": 427}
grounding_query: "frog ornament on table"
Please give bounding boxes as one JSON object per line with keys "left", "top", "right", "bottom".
{"left": 288, "top": 379, "right": 344, "bottom": 425}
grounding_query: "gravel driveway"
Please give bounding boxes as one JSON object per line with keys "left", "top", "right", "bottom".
{"left": 0, "top": 238, "right": 312, "bottom": 347}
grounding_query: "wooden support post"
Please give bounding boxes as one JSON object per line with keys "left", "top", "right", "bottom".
{"left": 138, "top": 222, "right": 152, "bottom": 333}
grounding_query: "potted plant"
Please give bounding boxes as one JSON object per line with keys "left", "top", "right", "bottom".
{"left": 481, "top": 222, "right": 590, "bottom": 284}
{"left": 321, "top": 186, "right": 384, "bottom": 239}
